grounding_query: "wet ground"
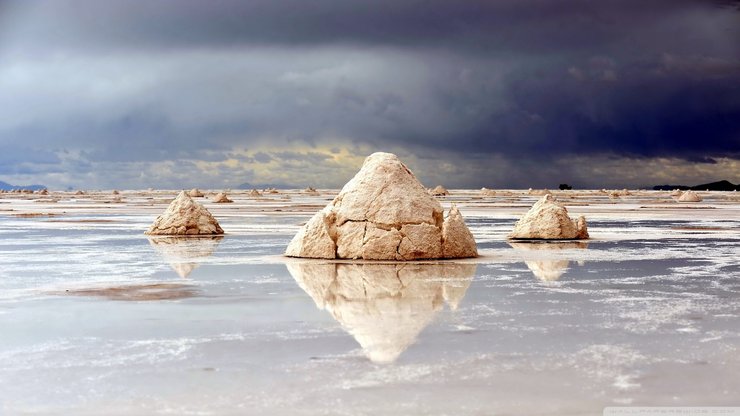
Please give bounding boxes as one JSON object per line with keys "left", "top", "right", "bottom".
{"left": 0, "top": 189, "right": 738, "bottom": 415}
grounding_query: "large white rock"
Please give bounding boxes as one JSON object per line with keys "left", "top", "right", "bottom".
{"left": 508, "top": 194, "right": 588, "bottom": 240}
{"left": 287, "top": 261, "right": 476, "bottom": 363}
{"left": 678, "top": 190, "right": 702, "bottom": 202}
{"left": 285, "top": 152, "right": 477, "bottom": 259}
{"left": 145, "top": 191, "right": 224, "bottom": 236}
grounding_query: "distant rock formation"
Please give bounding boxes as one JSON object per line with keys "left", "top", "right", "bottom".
{"left": 509, "top": 194, "right": 588, "bottom": 240}
{"left": 248, "top": 189, "right": 263, "bottom": 197}
{"left": 188, "top": 188, "right": 204, "bottom": 197}
{"left": 430, "top": 185, "right": 449, "bottom": 196}
{"left": 653, "top": 180, "right": 739, "bottom": 191}
{"left": 287, "top": 261, "right": 476, "bottom": 363}
{"left": 285, "top": 152, "right": 478, "bottom": 260}
{"left": 678, "top": 190, "right": 703, "bottom": 202}
{"left": 480, "top": 187, "right": 497, "bottom": 196}
{"left": 212, "top": 192, "right": 233, "bottom": 203}
{"left": 146, "top": 191, "right": 224, "bottom": 235}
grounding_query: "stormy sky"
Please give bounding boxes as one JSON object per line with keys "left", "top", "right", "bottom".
{"left": 1, "top": 0, "right": 739, "bottom": 189}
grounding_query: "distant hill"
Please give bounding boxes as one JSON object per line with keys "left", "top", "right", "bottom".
{"left": 653, "top": 180, "right": 739, "bottom": 191}
{"left": 0, "top": 181, "right": 47, "bottom": 191}
{"left": 237, "top": 182, "right": 294, "bottom": 189}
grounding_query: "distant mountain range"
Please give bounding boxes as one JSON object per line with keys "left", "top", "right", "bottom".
{"left": 653, "top": 180, "right": 739, "bottom": 191}
{"left": 0, "top": 181, "right": 47, "bottom": 191}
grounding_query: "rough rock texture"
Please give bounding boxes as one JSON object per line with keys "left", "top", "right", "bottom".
{"left": 188, "top": 188, "right": 204, "bottom": 197}
{"left": 287, "top": 261, "right": 476, "bottom": 363}
{"left": 441, "top": 205, "right": 479, "bottom": 258}
{"left": 430, "top": 185, "right": 449, "bottom": 196}
{"left": 145, "top": 191, "right": 224, "bottom": 236}
{"left": 678, "top": 190, "right": 703, "bottom": 202}
{"left": 212, "top": 192, "right": 233, "bottom": 203}
{"left": 285, "top": 152, "right": 478, "bottom": 260}
{"left": 508, "top": 194, "right": 589, "bottom": 240}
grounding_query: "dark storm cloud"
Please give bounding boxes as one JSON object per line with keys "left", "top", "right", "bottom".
{"left": 3, "top": 0, "right": 738, "bottom": 54}
{"left": 419, "top": 55, "right": 740, "bottom": 161}
{"left": 0, "top": 0, "right": 739, "bottom": 188}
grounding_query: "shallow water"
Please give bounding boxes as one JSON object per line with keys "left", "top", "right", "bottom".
{"left": 0, "top": 201, "right": 739, "bottom": 415}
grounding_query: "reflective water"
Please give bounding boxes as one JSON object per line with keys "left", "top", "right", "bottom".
{"left": 0, "top": 213, "right": 738, "bottom": 415}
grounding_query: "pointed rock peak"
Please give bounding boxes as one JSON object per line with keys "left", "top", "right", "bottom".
{"left": 212, "top": 192, "right": 233, "bottom": 203}
{"left": 430, "top": 185, "right": 449, "bottom": 196}
{"left": 442, "top": 204, "right": 478, "bottom": 258}
{"left": 678, "top": 190, "right": 702, "bottom": 202}
{"left": 508, "top": 194, "right": 588, "bottom": 240}
{"left": 145, "top": 191, "right": 224, "bottom": 236}
{"left": 286, "top": 152, "right": 477, "bottom": 260}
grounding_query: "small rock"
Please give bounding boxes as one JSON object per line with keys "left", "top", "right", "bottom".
{"left": 430, "top": 185, "right": 449, "bottom": 196}
{"left": 508, "top": 194, "right": 588, "bottom": 240}
{"left": 212, "top": 192, "right": 233, "bottom": 203}
{"left": 678, "top": 190, "right": 702, "bottom": 202}
{"left": 146, "top": 191, "right": 224, "bottom": 236}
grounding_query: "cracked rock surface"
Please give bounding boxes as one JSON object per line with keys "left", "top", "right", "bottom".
{"left": 508, "top": 194, "right": 589, "bottom": 240}
{"left": 145, "top": 191, "right": 224, "bottom": 236}
{"left": 285, "top": 152, "right": 478, "bottom": 260}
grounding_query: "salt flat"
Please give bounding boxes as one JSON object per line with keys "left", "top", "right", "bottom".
{"left": 0, "top": 189, "right": 738, "bottom": 415}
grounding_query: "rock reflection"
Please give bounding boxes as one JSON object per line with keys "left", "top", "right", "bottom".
{"left": 60, "top": 283, "right": 197, "bottom": 301}
{"left": 287, "top": 262, "right": 476, "bottom": 363}
{"left": 148, "top": 236, "right": 223, "bottom": 277}
{"left": 508, "top": 242, "right": 588, "bottom": 281}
